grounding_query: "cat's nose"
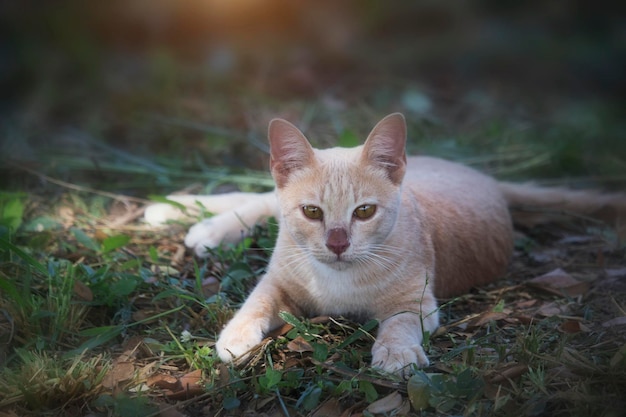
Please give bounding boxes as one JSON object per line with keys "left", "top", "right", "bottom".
{"left": 326, "top": 227, "right": 350, "bottom": 255}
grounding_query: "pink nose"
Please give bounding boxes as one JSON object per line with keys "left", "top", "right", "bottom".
{"left": 326, "top": 227, "right": 349, "bottom": 255}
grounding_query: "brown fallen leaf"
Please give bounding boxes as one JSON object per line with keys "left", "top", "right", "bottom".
{"left": 467, "top": 311, "right": 509, "bottom": 329}
{"left": 487, "top": 363, "right": 528, "bottom": 384}
{"left": 558, "top": 319, "right": 590, "bottom": 334}
{"left": 527, "top": 268, "right": 590, "bottom": 297}
{"left": 311, "top": 398, "right": 343, "bottom": 417}
{"left": 366, "top": 391, "right": 404, "bottom": 414}
{"left": 268, "top": 323, "right": 293, "bottom": 338}
{"left": 202, "top": 276, "right": 220, "bottom": 298}
{"left": 102, "top": 361, "right": 135, "bottom": 389}
{"left": 286, "top": 335, "right": 314, "bottom": 353}
{"left": 514, "top": 314, "right": 535, "bottom": 325}
{"left": 73, "top": 280, "right": 93, "bottom": 301}
{"left": 179, "top": 369, "right": 203, "bottom": 391}
{"left": 147, "top": 374, "right": 179, "bottom": 390}
{"left": 536, "top": 301, "right": 573, "bottom": 317}
{"left": 515, "top": 299, "right": 538, "bottom": 309}
{"left": 155, "top": 369, "right": 205, "bottom": 400}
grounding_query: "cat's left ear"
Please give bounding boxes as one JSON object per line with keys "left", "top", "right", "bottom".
{"left": 268, "top": 118, "right": 316, "bottom": 188}
{"left": 362, "top": 113, "right": 407, "bottom": 185}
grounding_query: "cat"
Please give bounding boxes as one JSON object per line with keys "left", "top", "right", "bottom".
{"left": 145, "top": 113, "right": 626, "bottom": 375}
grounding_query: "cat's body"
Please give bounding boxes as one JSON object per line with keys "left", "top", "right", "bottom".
{"left": 145, "top": 113, "right": 626, "bottom": 375}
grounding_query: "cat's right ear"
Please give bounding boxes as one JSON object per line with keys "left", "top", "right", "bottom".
{"left": 268, "top": 119, "right": 316, "bottom": 188}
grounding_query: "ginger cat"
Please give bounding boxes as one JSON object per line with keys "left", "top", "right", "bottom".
{"left": 145, "top": 113, "right": 626, "bottom": 375}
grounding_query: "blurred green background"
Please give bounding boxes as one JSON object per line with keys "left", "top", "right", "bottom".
{"left": 1, "top": 0, "right": 625, "bottom": 195}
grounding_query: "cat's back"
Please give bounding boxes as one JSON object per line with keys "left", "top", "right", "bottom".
{"left": 405, "top": 156, "right": 500, "bottom": 197}
{"left": 402, "top": 156, "right": 513, "bottom": 297}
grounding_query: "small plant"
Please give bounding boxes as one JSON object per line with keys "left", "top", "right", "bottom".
{"left": 0, "top": 193, "right": 25, "bottom": 233}
{"left": 407, "top": 368, "right": 485, "bottom": 413}
{"left": 0, "top": 237, "right": 90, "bottom": 350}
{"left": 0, "top": 349, "right": 109, "bottom": 411}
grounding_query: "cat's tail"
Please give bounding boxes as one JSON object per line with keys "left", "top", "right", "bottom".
{"left": 499, "top": 182, "right": 626, "bottom": 237}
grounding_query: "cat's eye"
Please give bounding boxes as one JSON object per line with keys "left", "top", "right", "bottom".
{"left": 302, "top": 205, "right": 323, "bottom": 220}
{"left": 354, "top": 204, "right": 376, "bottom": 219}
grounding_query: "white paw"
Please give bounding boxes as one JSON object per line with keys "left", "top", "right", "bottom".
{"left": 215, "top": 320, "right": 264, "bottom": 362}
{"left": 371, "top": 340, "right": 429, "bottom": 376}
{"left": 184, "top": 213, "right": 246, "bottom": 257}
{"left": 185, "top": 212, "right": 248, "bottom": 257}
{"left": 184, "top": 219, "right": 224, "bottom": 257}
{"left": 144, "top": 203, "right": 184, "bottom": 226}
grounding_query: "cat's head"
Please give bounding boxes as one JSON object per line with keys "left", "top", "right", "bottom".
{"left": 268, "top": 113, "right": 407, "bottom": 270}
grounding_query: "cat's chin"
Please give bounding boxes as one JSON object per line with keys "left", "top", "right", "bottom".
{"left": 316, "top": 256, "right": 353, "bottom": 271}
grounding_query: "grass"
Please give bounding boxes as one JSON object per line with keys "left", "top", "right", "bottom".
{"left": 2, "top": 102, "right": 626, "bottom": 416}
{"left": 1, "top": 3, "right": 625, "bottom": 415}
{"left": 1, "top": 166, "right": 625, "bottom": 416}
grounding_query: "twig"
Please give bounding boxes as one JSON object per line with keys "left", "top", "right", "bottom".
{"left": 8, "top": 163, "right": 151, "bottom": 204}
{"left": 310, "top": 358, "right": 406, "bottom": 392}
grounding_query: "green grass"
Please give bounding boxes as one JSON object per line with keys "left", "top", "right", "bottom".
{"left": 1, "top": 180, "right": 625, "bottom": 416}
{"left": 2, "top": 98, "right": 626, "bottom": 415}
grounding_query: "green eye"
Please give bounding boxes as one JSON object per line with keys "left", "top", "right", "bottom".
{"left": 302, "top": 205, "right": 323, "bottom": 220}
{"left": 354, "top": 204, "right": 376, "bottom": 219}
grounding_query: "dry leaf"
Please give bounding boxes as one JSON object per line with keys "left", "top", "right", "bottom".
{"left": 602, "top": 316, "right": 626, "bottom": 328}
{"left": 73, "top": 280, "right": 93, "bottom": 301}
{"left": 268, "top": 323, "right": 293, "bottom": 338}
{"left": 610, "top": 343, "right": 626, "bottom": 367}
{"left": 547, "top": 365, "right": 582, "bottom": 380}
{"left": 150, "top": 369, "right": 205, "bottom": 400}
{"left": 102, "top": 361, "right": 135, "bottom": 389}
{"left": 167, "top": 369, "right": 204, "bottom": 399}
{"left": 179, "top": 369, "right": 203, "bottom": 390}
{"left": 515, "top": 299, "right": 538, "bottom": 309}
{"left": 286, "top": 336, "right": 314, "bottom": 353}
{"left": 558, "top": 320, "right": 589, "bottom": 333}
{"left": 366, "top": 391, "right": 403, "bottom": 414}
{"left": 536, "top": 301, "right": 572, "bottom": 317}
{"left": 147, "top": 374, "right": 179, "bottom": 390}
{"left": 605, "top": 267, "right": 626, "bottom": 278}
{"left": 527, "top": 268, "right": 590, "bottom": 297}
{"left": 557, "top": 235, "right": 594, "bottom": 245}
{"left": 158, "top": 403, "right": 186, "bottom": 417}
{"left": 311, "top": 398, "right": 343, "bottom": 417}
{"left": 215, "top": 363, "right": 230, "bottom": 387}
{"left": 132, "top": 309, "right": 157, "bottom": 322}
{"left": 94, "top": 229, "right": 108, "bottom": 242}
{"left": 487, "top": 363, "right": 528, "bottom": 384}
{"left": 514, "top": 314, "right": 534, "bottom": 324}
{"left": 58, "top": 206, "right": 75, "bottom": 228}
{"left": 202, "top": 276, "right": 220, "bottom": 298}
{"left": 467, "top": 311, "right": 508, "bottom": 329}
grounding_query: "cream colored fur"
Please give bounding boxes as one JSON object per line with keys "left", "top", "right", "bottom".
{"left": 145, "top": 113, "right": 626, "bottom": 375}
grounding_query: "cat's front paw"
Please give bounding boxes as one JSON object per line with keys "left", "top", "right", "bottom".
{"left": 184, "top": 219, "right": 223, "bottom": 256}
{"left": 371, "top": 341, "right": 429, "bottom": 376}
{"left": 185, "top": 214, "right": 244, "bottom": 257}
{"left": 215, "top": 320, "right": 265, "bottom": 363}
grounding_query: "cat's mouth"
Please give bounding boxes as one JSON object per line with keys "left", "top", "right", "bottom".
{"left": 319, "top": 254, "right": 353, "bottom": 270}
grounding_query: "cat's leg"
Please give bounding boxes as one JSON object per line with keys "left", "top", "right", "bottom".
{"left": 144, "top": 192, "right": 274, "bottom": 225}
{"left": 185, "top": 192, "right": 278, "bottom": 256}
{"left": 371, "top": 296, "right": 439, "bottom": 376}
{"left": 215, "top": 276, "right": 291, "bottom": 362}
